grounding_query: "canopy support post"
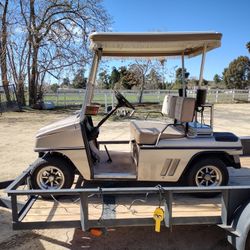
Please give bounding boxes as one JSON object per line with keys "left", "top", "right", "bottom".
{"left": 181, "top": 52, "right": 186, "bottom": 97}
{"left": 198, "top": 44, "right": 207, "bottom": 87}
{"left": 80, "top": 49, "right": 102, "bottom": 122}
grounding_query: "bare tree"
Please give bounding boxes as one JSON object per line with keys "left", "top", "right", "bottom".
{"left": 132, "top": 60, "right": 159, "bottom": 103}
{"left": 7, "top": 36, "right": 28, "bottom": 105}
{"left": 0, "top": 0, "right": 10, "bottom": 102}
{"left": 18, "top": 0, "right": 110, "bottom": 105}
{"left": 0, "top": 0, "right": 110, "bottom": 106}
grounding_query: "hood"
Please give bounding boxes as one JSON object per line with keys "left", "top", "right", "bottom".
{"left": 36, "top": 114, "right": 80, "bottom": 138}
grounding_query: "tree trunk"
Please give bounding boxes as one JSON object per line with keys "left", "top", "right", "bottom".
{"left": 0, "top": 0, "right": 10, "bottom": 103}
{"left": 28, "top": 0, "right": 39, "bottom": 106}
{"left": 17, "top": 77, "right": 26, "bottom": 106}
{"left": 138, "top": 75, "right": 145, "bottom": 103}
{"left": 29, "top": 46, "right": 39, "bottom": 106}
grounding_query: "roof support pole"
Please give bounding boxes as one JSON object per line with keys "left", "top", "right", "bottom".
{"left": 181, "top": 52, "right": 186, "bottom": 97}
{"left": 80, "top": 50, "right": 102, "bottom": 122}
{"left": 198, "top": 44, "right": 207, "bottom": 87}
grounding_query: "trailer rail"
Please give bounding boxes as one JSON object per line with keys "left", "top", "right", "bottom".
{"left": 3, "top": 165, "right": 249, "bottom": 229}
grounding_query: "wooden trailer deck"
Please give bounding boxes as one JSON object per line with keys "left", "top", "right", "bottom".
{"left": 23, "top": 195, "right": 222, "bottom": 222}
{"left": 20, "top": 157, "right": 250, "bottom": 224}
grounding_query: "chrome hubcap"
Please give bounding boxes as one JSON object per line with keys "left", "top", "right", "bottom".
{"left": 37, "top": 166, "right": 65, "bottom": 190}
{"left": 195, "top": 166, "right": 222, "bottom": 187}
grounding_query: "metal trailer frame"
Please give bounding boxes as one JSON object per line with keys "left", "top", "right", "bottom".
{"left": 0, "top": 180, "right": 15, "bottom": 209}
{"left": 3, "top": 164, "right": 250, "bottom": 250}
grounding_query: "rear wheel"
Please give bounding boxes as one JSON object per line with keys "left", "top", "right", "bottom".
{"left": 31, "top": 156, "right": 74, "bottom": 192}
{"left": 187, "top": 158, "right": 229, "bottom": 188}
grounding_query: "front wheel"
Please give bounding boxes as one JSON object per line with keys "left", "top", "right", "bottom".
{"left": 187, "top": 158, "right": 229, "bottom": 187}
{"left": 31, "top": 156, "right": 74, "bottom": 191}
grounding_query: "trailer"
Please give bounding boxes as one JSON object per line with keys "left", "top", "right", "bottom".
{"left": 0, "top": 155, "right": 248, "bottom": 250}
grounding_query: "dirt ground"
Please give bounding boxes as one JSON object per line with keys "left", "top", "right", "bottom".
{"left": 0, "top": 103, "right": 250, "bottom": 249}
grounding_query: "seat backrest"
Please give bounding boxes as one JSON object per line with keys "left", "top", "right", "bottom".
{"left": 168, "top": 96, "right": 178, "bottom": 118}
{"left": 161, "top": 95, "right": 169, "bottom": 115}
{"left": 175, "top": 97, "right": 195, "bottom": 122}
{"left": 161, "top": 95, "right": 178, "bottom": 118}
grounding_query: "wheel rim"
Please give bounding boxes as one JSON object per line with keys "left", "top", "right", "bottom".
{"left": 195, "top": 165, "right": 223, "bottom": 187}
{"left": 36, "top": 166, "right": 65, "bottom": 190}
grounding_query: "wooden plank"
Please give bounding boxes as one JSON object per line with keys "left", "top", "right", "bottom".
{"left": 26, "top": 203, "right": 221, "bottom": 216}
{"left": 240, "top": 157, "right": 250, "bottom": 167}
{"left": 23, "top": 195, "right": 221, "bottom": 223}
{"left": 23, "top": 208, "right": 221, "bottom": 222}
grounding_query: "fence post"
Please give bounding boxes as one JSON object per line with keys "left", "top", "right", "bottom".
{"left": 79, "top": 89, "right": 81, "bottom": 106}
{"left": 104, "top": 93, "right": 107, "bottom": 113}
{"left": 111, "top": 90, "right": 114, "bottom": 109}
{"left": 64, "top": 92, "right": 66, "bottom": 108}
{"left": 215, "top": 89, "right": 218, "bottom": 103}
{"left": 248, "top": 89, "right": 250, "bottom": 102}
{"left": 56, "top": 92, "right": 58, "bottom": 106}
{"left": 232, "top": 89, "right": 235, "bottom": 102}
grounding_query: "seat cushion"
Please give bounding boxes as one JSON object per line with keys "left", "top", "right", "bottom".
{"left": 130, "top": 120, "right": 184, "bottom": 145}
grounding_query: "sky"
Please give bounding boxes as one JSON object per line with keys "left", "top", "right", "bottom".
{"left": 102, "top": 0, "right": 250, "bottom": 81}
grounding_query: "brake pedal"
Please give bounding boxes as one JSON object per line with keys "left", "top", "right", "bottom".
{"left": 104, "top": 145, "right": 112, "bottom": 163}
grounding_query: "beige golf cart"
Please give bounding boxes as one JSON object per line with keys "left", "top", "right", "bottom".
{"left": 31, "top": 32, "right": 242, "bottom": 191}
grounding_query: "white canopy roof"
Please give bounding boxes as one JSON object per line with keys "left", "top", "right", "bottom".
{"left": 89, "top": 32, "right": 222, "bottom": 58}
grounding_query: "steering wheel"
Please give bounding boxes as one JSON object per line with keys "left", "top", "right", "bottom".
{"left": 114, "top": 90, "right": 135, "bottom": 110}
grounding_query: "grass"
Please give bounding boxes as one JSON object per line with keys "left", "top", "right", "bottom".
{"left": 1, "top": 90, "right": 249, "bottom": 108}
{"left": 43, "top": 92, "right": 165, "bottom": 106}
{"left": 43, "top": 92, "right": 249, "bottom": 107}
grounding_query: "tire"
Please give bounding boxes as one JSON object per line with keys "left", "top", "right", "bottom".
{"left": 31, "top": 156, "right": 74, "bottom": 193}
{"left": 187, "top": 157, "right": 229, "bottom": 189}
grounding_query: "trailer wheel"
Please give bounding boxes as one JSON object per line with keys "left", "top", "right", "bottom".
{"left": 187, "top": 158, "right": 229, "bottom": 187}
{"left": 31, "top": 156, "right": 74, "bottom": 191}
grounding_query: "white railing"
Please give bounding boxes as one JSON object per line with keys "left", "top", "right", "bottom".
{"left": 43, "top": 89, "right": 250, "bottom": 107}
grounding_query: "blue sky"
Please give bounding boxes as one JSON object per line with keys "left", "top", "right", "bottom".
{"left": 102, "top": 0, "right": 250, "bottom": 80}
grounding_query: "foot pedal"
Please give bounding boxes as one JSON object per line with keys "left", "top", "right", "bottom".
{"left": 104, "top": 145, "right": 112, "bottom": 163}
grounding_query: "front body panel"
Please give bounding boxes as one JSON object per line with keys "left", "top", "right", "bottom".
{"left": 34, "top": 114, "right": 92, "bottom": 180}
{"left": 58, "top": 149, "right": 91, "bottom": 179}
{"left": 35, "top": 115, "right": 83, "bottom": 150}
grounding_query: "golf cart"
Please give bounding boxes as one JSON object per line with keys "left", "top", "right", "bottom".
{"left": 31, "top": 32, "right": 242, "bottom": 191}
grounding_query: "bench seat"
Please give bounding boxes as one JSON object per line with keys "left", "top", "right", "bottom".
{"left": 130, "top": 120, "right": 184, "bottom": 145}
{"left": 130, "top": 96, "right": 196, "bottom": 145}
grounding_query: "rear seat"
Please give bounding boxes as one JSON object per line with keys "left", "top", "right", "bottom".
{"left": 130, "top": 96, "right": 196, "bottom": 145}
{"left": 130, "top": 120, "right": 183, "bottom": 144}
{"left": 145, "top": 94, "right": 177, "bottom": 119}
{"left": 174, "top": 96, "right": 196, "bottom": 123}
{"left": 166, "top": 95, "right": 177, "bottom": 118}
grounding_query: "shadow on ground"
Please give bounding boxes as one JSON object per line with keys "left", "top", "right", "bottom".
{"left": 66, "top": 226, "right": 234, "bottom": 250}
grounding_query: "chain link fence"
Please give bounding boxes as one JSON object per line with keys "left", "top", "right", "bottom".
{"left": 0, "top": 84, "right": 21, "bottom": 113}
